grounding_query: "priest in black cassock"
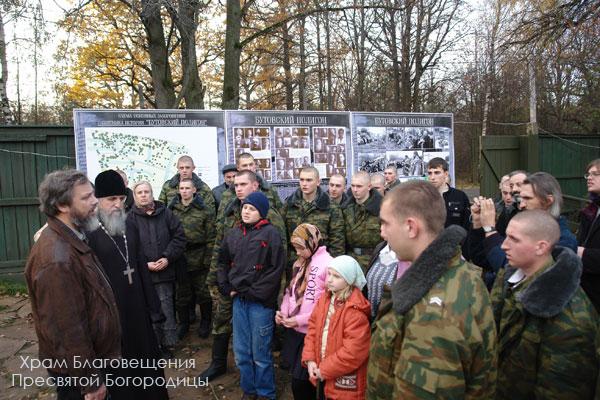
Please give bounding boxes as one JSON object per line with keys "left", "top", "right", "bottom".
{"left": 87, "top": 170, "right": 169, "bottom": 400}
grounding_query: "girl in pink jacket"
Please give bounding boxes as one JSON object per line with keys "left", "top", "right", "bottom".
{"left": 276, "top": 223, "right": 332, "bottom": 399}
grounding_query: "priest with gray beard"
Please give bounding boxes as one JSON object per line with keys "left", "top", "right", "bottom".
{"left": 86, "top": 170, "right": 168, "bottom": 400}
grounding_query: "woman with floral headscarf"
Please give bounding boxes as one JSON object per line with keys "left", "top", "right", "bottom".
{"left": 276, "top": 223, "right": 332, "bottom": 399}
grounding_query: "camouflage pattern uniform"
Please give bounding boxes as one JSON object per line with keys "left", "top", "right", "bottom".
{"left": 207, "top": 197, "right": 287, "bottom": 336}
{"left": 159, "top": 173, "right": 216, "bottom": 213}
{"left": 168, "top": 194, "right": 216, "bottom": 308}
{"left": 490, "top": 247, "right": 599, "bottom": 400}
{"left": 384, "top": 179, "right": 401, "bottom": 194}
{"left": 281, "top": 187, "right": 345, "bottom": 267}
{"left": 367, "top": 226, "right": 497, "bottom": 399}
{"left": 342, "top": 189, "right": 382, "bottom": 272}
{"left": 219, "top": 174, "right": 282, "bottom": 213}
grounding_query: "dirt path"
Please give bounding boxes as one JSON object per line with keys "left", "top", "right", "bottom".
{"left": 0, "top": 295, "right": 293, "bottom": 400}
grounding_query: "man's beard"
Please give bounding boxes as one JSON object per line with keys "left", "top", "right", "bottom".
{"left": 71, "top": 209, "right": 98, "bottom": 232}
{"left": 95, "top": 208, "right": 127, "bottom": 236}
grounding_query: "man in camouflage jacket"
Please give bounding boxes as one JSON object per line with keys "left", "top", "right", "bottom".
{"left": 219, "top": 152, "right": 282, "bottom": 213}
{"left": 342, "top": 171, "right": 382, "bottom": 271}
{"left": 158, "top": 155, "right": 216, "bottom": 212}
{"left": 491, "top": 210, "right": 599, "bottom": 400}
{"left": 168, "top": 178, "right": 216, "bottom": 339}
{"left": 282, "top": 167, "right": 345, "bottom": 268}
{"left": 199, "top": 170, "right": 286, "bottom": 382}
{"left": 368, "top": 180, "right": 497, "bottom": 399}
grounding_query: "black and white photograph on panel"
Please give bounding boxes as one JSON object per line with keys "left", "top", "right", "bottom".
{"left": 313, "top": 126, "right": 348, "bottom": 178}
{"left": 386, "top": 150, "right": 426, "bottom": 178}
{"left": 351, "top": 112, "right": 454, "bottom": 183}
{"left": 358, "top": 152, "right": 387, "bottom": 173}
{"left": 273, "top": 126, "right": 311, "bottom": 180}
{"left": 423, "top": 151, "right": 450, "bottom": 168}
{"left": 226, "top": 111, "right": 351, "bottom": 200}
{"left": 232, "top": 126, "right": 273, "bottom": 180}
{"left": 355, "top": 127, "right": 386, "bottom": 149}
{"left": 433, "top": 127, "right": 451, "bottom": 151}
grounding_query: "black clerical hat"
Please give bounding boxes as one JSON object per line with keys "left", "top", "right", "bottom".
{"left": 95, "top": 170, "right": 127, "bottom": 198}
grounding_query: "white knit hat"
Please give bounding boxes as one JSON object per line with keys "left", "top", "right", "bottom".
{"left": 329, "top": 255, "right": 367, "bottom": 290}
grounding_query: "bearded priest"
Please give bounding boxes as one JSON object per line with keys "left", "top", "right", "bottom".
{"left": 87, "top": 170, "right": 169, "bottom": 400}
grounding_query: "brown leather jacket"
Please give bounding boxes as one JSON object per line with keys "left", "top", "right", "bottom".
{"left": 25, "top": 217, "right": 121, "bottom": 392}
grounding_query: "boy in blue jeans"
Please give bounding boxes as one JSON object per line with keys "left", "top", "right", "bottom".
{"left": 217, "top": 192, "right": 284, "bottom": 400}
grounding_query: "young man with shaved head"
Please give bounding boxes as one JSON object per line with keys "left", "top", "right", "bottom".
{"left": 218, "top": 153, "right": 282, "bottom": 213}
{"left": 491, "top": 210, "right": 599, "bottom": 399}
{"left": 367, "top": 180, "right": 496, "bottom": 399}
{"left": 370, "top": 173, "right": 385, "bottom": 197}
{"left": 383, "top": 165, "right": 400, "bottom": 193}
{"left": 159, "top": 155, "right": 216, "bottom": 212}
{"left": 326, "top": 173, "right": 348, "bottom": 205}
{"left": 282, "top": 167, "right": 345, "bottom": 265}
{"left": 341, "top": 171, "right": 382, "bottom": 271}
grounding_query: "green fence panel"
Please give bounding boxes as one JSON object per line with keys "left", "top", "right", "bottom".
{"left": 0, "top": 126, "right": 75, "bottom": 274}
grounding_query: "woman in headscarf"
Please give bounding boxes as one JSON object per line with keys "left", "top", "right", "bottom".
{"left": 276, "top": 224, "right": 332, "bottom": 399}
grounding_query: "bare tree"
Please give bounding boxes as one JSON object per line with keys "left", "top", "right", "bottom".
{"left": 0, "top": 7, "right": 12, "bottom": 124}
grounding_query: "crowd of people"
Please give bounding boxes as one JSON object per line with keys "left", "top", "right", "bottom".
{"left": 24, "top": 152, "right": 600, "bottom": 400}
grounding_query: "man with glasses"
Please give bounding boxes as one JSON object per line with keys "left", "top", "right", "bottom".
{"left": 578, "top": 159, "right": 600, "bottom": 312}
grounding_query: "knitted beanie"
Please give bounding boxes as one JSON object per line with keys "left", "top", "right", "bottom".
{"left": 243, "top": 191, "right": 269, "bottom": 218}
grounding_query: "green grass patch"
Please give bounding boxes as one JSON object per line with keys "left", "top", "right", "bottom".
{"left": 0, "top": 280, "right": 28, "bottom": 296}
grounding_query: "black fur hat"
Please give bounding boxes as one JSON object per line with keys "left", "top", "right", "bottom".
{"left": 94, "top": 170, "right": 127, "bottom": 198}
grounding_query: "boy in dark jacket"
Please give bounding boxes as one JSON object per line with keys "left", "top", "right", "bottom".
{"left": 217, "top": 192, "right": 284, "bottom": 400}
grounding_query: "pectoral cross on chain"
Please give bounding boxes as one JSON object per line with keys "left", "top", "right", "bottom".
{"left": 123, "top": 264, "right": 135, "bottom": 285}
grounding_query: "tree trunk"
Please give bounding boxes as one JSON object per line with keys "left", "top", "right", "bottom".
{"left": 482, "top": 0, "right": 501, "bottom": 137}
{"left": 282, "top": 20, "right": 294, "bottom": 110}
{"left": 222, "top": 0, "right": 242, "bottom": 109}
{"left": 314, "top": 4, "right": 324, "bottom": 110}
{"left": 324, "top": 0, "right": 333, "bottom": 110}
{"left": 528, "top": 59, "right": 538, "bottom": 135}
{"left": 356, "top": 0, "right": 366, "bottom": 110}
{"left": 298, "top": 14, "right": 307, "bottom": 110}
{"left": 140, "top": 0, "right": 176, "bottom": 108}
{"left": 399, "top": 0, "right": 413, "bottom": 111}
{"left": 389, "top": 7, "right": 401, "bottom": 111}
{"left": 174, "top": 0, "right": 205, "bottom": 108}
{"left": 0, "top": 8, "right": 12, "bottom": 124}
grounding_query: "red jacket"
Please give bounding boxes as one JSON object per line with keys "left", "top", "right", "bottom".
{"left": 302, "top": 287, "right": 371, "bottom": 399}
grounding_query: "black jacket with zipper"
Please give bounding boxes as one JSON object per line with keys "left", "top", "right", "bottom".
{"left": 217, "top": 219, "right": 285, "bottom": 309}
{"left": 127, "top": 201, "right": 186, "bottom": 284}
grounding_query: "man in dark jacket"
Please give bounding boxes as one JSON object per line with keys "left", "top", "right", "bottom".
{"left": 25, "top": 169, "right": 121, "bottom": 400}
{"left": 427, "top": 157, "right": 471, "bottom": 230}
{"left": 491, "top": 210, "right": 598, "bottom": 399}
{"left": 212, "top": 163, "right": 237, "bottom": 209}
{"left": 578, "top": 158, "right": 600, "bottom": 312}
{"left": 129, "top": 181, "right": 186, "bottom": 356}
